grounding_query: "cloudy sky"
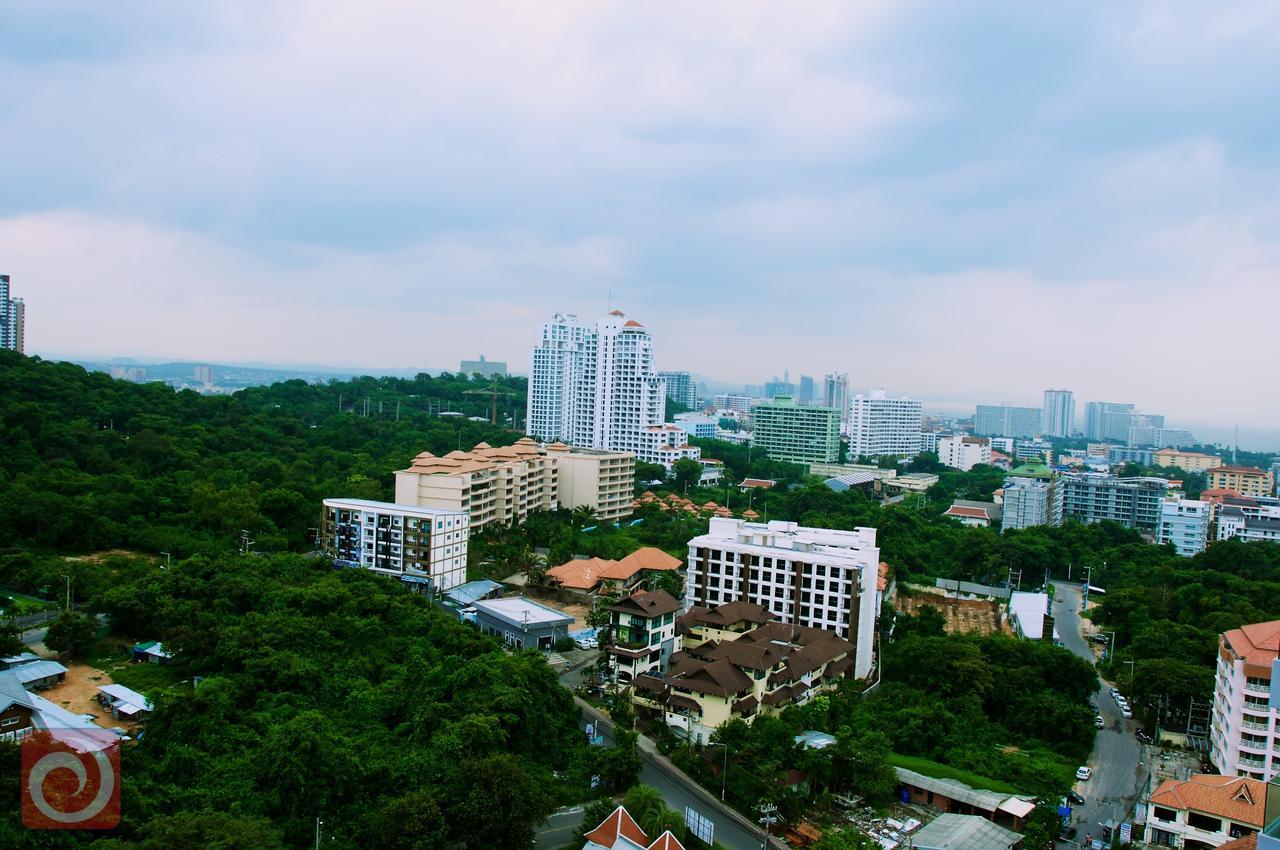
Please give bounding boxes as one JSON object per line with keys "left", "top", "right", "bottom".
{"left": 2, "top": 2, "right": 1278, "bottom": 438}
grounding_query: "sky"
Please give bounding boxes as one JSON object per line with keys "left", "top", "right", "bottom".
{"left": 2, "top": 2, "right": 1278, "bottom": 442}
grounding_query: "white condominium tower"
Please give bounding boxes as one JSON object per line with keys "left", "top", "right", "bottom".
{"left": 529, "top": 311, "right": 692, "bottom": 466}
{"left": 848, "top": 389, "right": 923, "bottom": 458}
{"left": 823, "top": 372, "right": 850, "bottom": 423}
{"left": 1043, "top": 389, "right": 1075, "bottom": 438}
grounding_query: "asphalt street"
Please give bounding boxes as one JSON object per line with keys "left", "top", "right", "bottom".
{"left": 1052, "top": 582, "right": 1148, "bottom": 845}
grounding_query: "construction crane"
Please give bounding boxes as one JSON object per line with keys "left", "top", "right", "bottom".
{"left": 463, "top": 382, "right": 517, "bottom": 425}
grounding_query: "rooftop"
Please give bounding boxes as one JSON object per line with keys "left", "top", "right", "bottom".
{"left": 1149, "top": 775, "right": 1264, "bottom": 826}
{"left": 472, "top": 596, "right": 574, "bottom": 628}
{"left": 912, "top": 814, "right": 1023, "bottom": 850}
{"left": 322, "top": 498, "right": 466, "bottom": 518}
{"left": 1223, "top": 620, "right": 1280, "bottom": 667}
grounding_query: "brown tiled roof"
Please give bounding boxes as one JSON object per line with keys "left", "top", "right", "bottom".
{"left": 761, "top": 686, "right": 792, "bottom": 706}
{"left": 681, "top": 600, "right": 775, "bottom": 629}
{"left": 546, "top": 557, "right": 615, "bottom": 590}
{"left": 584, "top": 805, "right": 650, "bottom": 848}
{"left": 399, "top": 437, "right": 546, "bottom": 476}
{"left": 633, "top": 674, "right": 668, "bottom": 694}
{"left": 740, "top": 478, "right": 776, "bottom": 489}
{"left": 733, "top": 695, "right": 759, "bottom": 715}
{"left": 878, "top": 561, "right": 890, "bottom": 592}
{"left": 1216, "top": 835, "right": 1257, "bottom": 850}
{"left": 647, "top": 830, "right": 688, "bottom": 850}
{"left": 670, "top": 657, "right": 754, "bottom": 697}
{"left": 1223, "top": 621, "right": 1280, "bottom": 667}
{"left": 615, "top": 547, "right": 682, "bottom": 572}
{"left": 666, "top": 694, "right": 702, "bottom": 712}
{"left": 608, "top": 589, "right": 682, "bottom": 618}
{"left": 944, "top": 505, "right": 992, "bottom": 520}
{"left": 1149, "top": 775, "right": 1265, "bottom": 826}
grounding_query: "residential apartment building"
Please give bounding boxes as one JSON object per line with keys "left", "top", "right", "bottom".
{"left": 527, "top": 312, "right": 694, "bottom": 469}
{"left": 1146, "top": 775, "right": 1263, "bottom": 849}
{"left": 321, "top": 498, "right": 469, "bottom": 592}
{"left": 1209, "top": 467, "right": 1276, "bottom": 499}
{"left": 824, "top": 372, "right": 850, "bottom": 423}
{"left": 1042, "top": 389, "right": 1075, "bottom": 438}
{"left": 672, "top": 413, "right": 718, "bottom": 440}
{"left": 1155, "top": 449, "right": 1225, "bottom": 473}
{"left": 1058, "top": 473, "right": 1170, "bottom": 532}
{"left": 1211, "top": 620, "right": 1280, "bottom": 780}
{"left": 632, "top": 602, "right": 859, "bottom": 743}
{"left": 1001, "top": 466, "right": 1062, "bottom": 531}
{"left": 939, "top": 435, "right": 992, "bottom": 471}
{"left": 1109, "top": 446, "right": 1155, "bottom": 467}
{"left": 1159, "top": 498, "right": 1212, "bottom": 556}
{"left": 1217, "top": 504, "right": 1280, "bottom": 545}
{"left": 751, "top": 396, "right": 840, "bottom": 464}
{"left": 712, "top": 394, "right": 754, "bottom": 414}
{"left": 1014, "top": 439, "right": 1054, "bottom": 464}
{"left": 974, "top": 404, "right": 1041, "bottom": 439}
{"left": 606, "top": 589, "right": 681, "bottom": 685}
{"left": 848, "top": 390, "right": 923, "bottom": 458}
{"left": 0, "top": 275, "right": 24, "bottom": 353}
{"left": 920, "top": 431, "right": 942, "bottom": 454}
{"left": 798, "top": 374, "right": 815, "bottom": 406}
{"left": 1132, "top": 426, "right": 1196, "bottom": 449}
{"left": 658, "top": 370, "right": 697, "bottom": 408}
{"left": 1085, "top": 402, "right": 1136, "bottom": 442}
{"left": 683, "top": 518, "right": 879, "bottom": 677}
{"left": 637, "top": 425, "right": 701, "bottom": 472}
{"left": 394, "top": 438, "right": 634, "bottom": 529}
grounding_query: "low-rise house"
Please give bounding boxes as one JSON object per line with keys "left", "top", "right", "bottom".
{"left": 943, "top": 500, "right": 1002, "bottom": 528}
{"left": 130, "top": 641, "right": 173, "bottom": 664}
{"left": 1146, "top": 775, "right": 1264, "bottom": 849}
{"left": 0, "top": 653, "right": 41, "bottom": 670}
{"left": 1007, "top": 592, "right": 1059, "bottom": 643}
{"left": 547, "top": 548, "right": 682, "bottom": 596}
{"left": 633, "top": 607, "right": 859, "bottom": 743}
{"left": 912, "top": 814, "right": 1023, "bottom": 850}
{"left": 606, "top": 590, "right": 681, "bottom": 685}
{"left": 896, "top": 768, "right": 1036, "bottom": 832}
{"left": 9, "top": 658, "right": 68, "bottom": 690}
{"left": 581, "top": 805, "right": 686, "bottom": 850}
{"left": 97, "top": 684, "right": 153, "bottom": 721}
{"left": 0, "top": 671, "right": 102, "bottom": 743}
{"left": 471, "top": 597, "right": 574, "bottom": 650}
{"left": 441, "top": 579, "right": 504, "bottom": 611}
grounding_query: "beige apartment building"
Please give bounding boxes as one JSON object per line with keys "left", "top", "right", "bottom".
{"left": 393, "top": 437, "right": 634, "bottom": 529}
{"left": 1154, "top": 449, "right": 1224, "bottom": 473}
{"left": 1207, "top": 466, "right": 1275, "bottom": 499}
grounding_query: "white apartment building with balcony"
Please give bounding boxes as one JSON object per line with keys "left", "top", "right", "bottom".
{"left": 848, "top": 390, "right": 923, "bottom": 458}
{"left": 683, "top": 518, "right": 879, "bottom": 679}
{"left": 938, "top": 435, "right": 992, "bottom": 471}
{"left": 1159, "top": 498, "right": 1212, "bottom": 556}
{"left": 321, "top": 499, "right": 469, "bottom": 592}
{"left": 1210, "top": 620, "right": 1280, "bottom": 781}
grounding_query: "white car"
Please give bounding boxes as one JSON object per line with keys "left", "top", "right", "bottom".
{"left": 1076, "top": 766, "right": 1092, "bottom": 781}
{"left": 574, "top": 637, "right": 598, "bottom": 650}
{"left": 1094, "top": 715, "right": 1105, "bottom": 728}
{"left": 1121, "top": 706, "right": 1133, "bottom": 719}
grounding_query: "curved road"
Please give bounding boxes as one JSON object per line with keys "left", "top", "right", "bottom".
{"left": 1052, "top": 582, "right": 1148, "bottom": 844}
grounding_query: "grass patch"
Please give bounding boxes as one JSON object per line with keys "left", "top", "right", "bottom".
{"left": 110, "top": 662, "right": 183, "bottom": 694}
{"left": 0, "top": 588, "right": 55, "bottom": 616}
{"left": 888, "top": 753, "right": 1019, "bottom": 794}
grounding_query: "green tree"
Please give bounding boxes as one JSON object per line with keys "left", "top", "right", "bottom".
{"left": 43, "top": 611, "right": 97, "bottom": 657}
{"left": 672, "top": 458, "right": 703, "bottom": 492}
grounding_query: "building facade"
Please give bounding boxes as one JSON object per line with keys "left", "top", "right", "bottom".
{"left": 712, "top": 394, "right": 754, "bottom": 413}
{"left": 0, "top": 275, "right": 23, "bottom": 353}
{"left": 751, "top": 396, "right": 840, "bottom": 464}
{"left": 606, "top": 589, "right": 681, "bottom": 685}
{"left": 1209, "top": 467, "right": 1276, "bottom": 499}
{"left": 1058, "top": 473, "right": 1170, "bottom": 531}
{"left": 459, "top": 355, "right": 508, "bottom": 377}
{"left": 1001, "top": 476, "right": 1061, "bottom": 531}
{"left": 472, "top": 597, "right": 574, "bottom": 650}
{"left": 1210, "top": 620, "right": 1280, "bottom": 781}
{"left": 823, "top": 372, "right": 850, "bottom": 423}
{"left": 974, "top": 405, "right": 1041, "bottom": 439}
{"left": 1042, "top": 389, "right": 1075, "bottom": 438}
{"left": 938, "top": 435, "right": 992, "bottom": 471}
{"left": 1155, "top": 449, "right": 1225, "bottom": 473}
{"left": 321, "top": 498, "right": 469, "bottom": 592}
{"left": 1145, "top": 775, "right": 1263, "bottom": 850}
{"left": 1085, "top": 402, "right": 1136, "bottom": 442}
{"left": 683, "top": 518, "right": 879, "bottom": 677}
{"left": 1159, "top": 498, "right": 1211, "bottom": 556}
{"left": 658, "top": 370, "right": 698, "bottom": 409}
{"left": 797, "top": 375, "right": 816, "bottom": 406}
{"left": 672, "top": 413, "right": 718, "bottom": 440}
{"left": 395, "top": 438, "right": 634, "bottom": 529}
{"left": 848, "top": 390, "right": 923, "bottom": 458}
{"left": 1217, "top": 504, "right": 1280, "bottom": 545}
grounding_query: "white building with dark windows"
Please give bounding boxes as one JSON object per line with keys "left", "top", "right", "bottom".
{"left": 848, "top": 390, "right": 923, "bottom": 458}
{"left": 1210, "top": 620, "right": 1280, "bottom": 781}
{"left": 975, "top": 404, "right": 1041, "bottom": 439}
{"left": 938, "top": 434, "right": 992, "bottom": 471}
{"left": 683, "top": 518, "right": 879, "bottom": 678}
{"left": 658, "top": 371, "right": 698, "bottom": 408}
{"left": 528, "top": 311, "right": 698, "bottom": 469}
{"left": 321, "top": 498, "right": 469, "bottom": 592}
{"left": 1042, "top": 389, "right": 1075, "bottom": 438}
{"left": 824, "top": 372, "right": 850, "bottom": 423}
{"left": 1159, "top": 498, "right": 1211, "bottom": 556}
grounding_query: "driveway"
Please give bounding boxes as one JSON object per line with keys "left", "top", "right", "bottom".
{"left": 1052, "top": 582, "right": 1149, "bottom": 844}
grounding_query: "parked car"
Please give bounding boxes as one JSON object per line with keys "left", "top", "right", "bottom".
{"left": 1095, "top": 715, "right": 1105, "bottom": 728}
{"left": 1076, "top": 766, "right": 1092, "bottom": 781}
{"left": 1121, "top": 706, "right": 1133, "bottom": 719}
{"left": 574, "top": 637, "right": 597, "bottom": 650}
{"left": 1110, "top": 686, "right": 1120, "bottom": 697}
{"left": 1068, "top": 791, "right": 1086, "bottom": 806}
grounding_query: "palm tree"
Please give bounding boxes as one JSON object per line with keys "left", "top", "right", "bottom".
{"left": 622, "top": 785, "right": 666, "bottom": 836}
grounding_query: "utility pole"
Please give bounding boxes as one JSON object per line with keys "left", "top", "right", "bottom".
{"left": 240, "top": 530, "right": 254, "bottom": 556}
{"left": 59, "top": 575, "right": 72, "bottom": 611}
{"left": 315, "top": 817, "right": 323, "bottom": 849}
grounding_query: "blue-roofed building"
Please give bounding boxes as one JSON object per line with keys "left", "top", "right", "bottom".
{"left": 9, "top": 659, "right": 67, "bottom": 690}
{"left": 443, "top": 579, "right": 503, "bottom": 610}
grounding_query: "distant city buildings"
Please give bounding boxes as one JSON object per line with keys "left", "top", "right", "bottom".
{"left": 762, "top": 374, "right": 796, "bottom": 399}
{"left": 797, "top": 374, "right": 816, "bottom": 405}
{"left": 1130, "top": 425, "right": 1195, "bottom": 449}
{"left": 712, "top": 393, "right": 754, "bottom": 414}
{"left": 750, "top": 396, "right": 840, "bottom": 464}
{"left": 1085, "top": 402, "right": 1136, "bottom": 442}
{"left": 684, "top": 518, "right": 879, "bottom": 665}
{"left": 459, "top": 355, "right": 508, "bottom": 377}
{"left": 848, "top": 390, "right": 923, "bottom": 458}
{"left": 1154, "top": 449, "right": 1224, "bottom": 473}
{"left": 658, "top": 370, "right": 698, "bottom": 408}
{"left": 193, "top": 365, "right": 213, "bottom": 384}
{"left": 0, "top": 275, "right": 24, "bottom": 353}
{"left": 1159, "top": 498, "right": 1211, "bottom": 556}
{"left": 975, "top": 404, "right": 1041, "bottom": 439}
{"left": 1042, "top": 389, "right": 1075, "bottom": 438}
{"left": 527, "top": 311, "right": 698, "bottom": 468}
{"left": 823, "top": 372, "right": 850, "bottom": 423}
{"left": 1211, "top": 620, "right": 1280, "bottom": 781}
{"left": 938, "top": 435, "right": 992, "bottom": 471}
{"left": 1014, "top": 438, "right": 1054, "bottom": 465}
{"left": 1059, "top": 473, "right": 1171, "bottom": 532}
{"left": 322, "top": 498, "right": 469, "bottom": 592}
{"left": 1208, "top": 467, "right": 1275, "bottom": 499}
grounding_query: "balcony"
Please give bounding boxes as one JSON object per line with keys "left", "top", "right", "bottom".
{"left": 1247, "top": 682, "right": 1272, "bottom": 695}
{"left": 1245, "top": 719, "right": 1271, "bottom": 732}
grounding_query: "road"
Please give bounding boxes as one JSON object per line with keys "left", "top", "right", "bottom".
{"left": 1052, "top": 582, "right": 1148, "bottom": 843}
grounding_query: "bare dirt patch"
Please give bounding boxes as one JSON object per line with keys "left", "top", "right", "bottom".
{"left": 38, "top": 661, "right": 115, "bottom": 729}
{"left": 62, "top": 550, "right": 150, "bottom": 565}
{"left": 898, "top": 586, "right": 1005, "bottom": 635}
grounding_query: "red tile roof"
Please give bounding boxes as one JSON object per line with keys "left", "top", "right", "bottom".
{"left": 584, "top": 805, "right": 650, "bottom": 848}
{"left": 944, "top": 505, "right": 992, "bottom": 520}
{"left": 1148, "top": 775, "right": 1264, "bottom": 826}
{"left": 1223, "top": 621, "right": 1280, "bottom": 667}
{"left": 647, "top": 831, "right": 687, "bottom": 850}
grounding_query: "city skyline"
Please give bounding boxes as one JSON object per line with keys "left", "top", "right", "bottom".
{"left": 3, "top": 3, "right": 1278, "bottom": 436}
